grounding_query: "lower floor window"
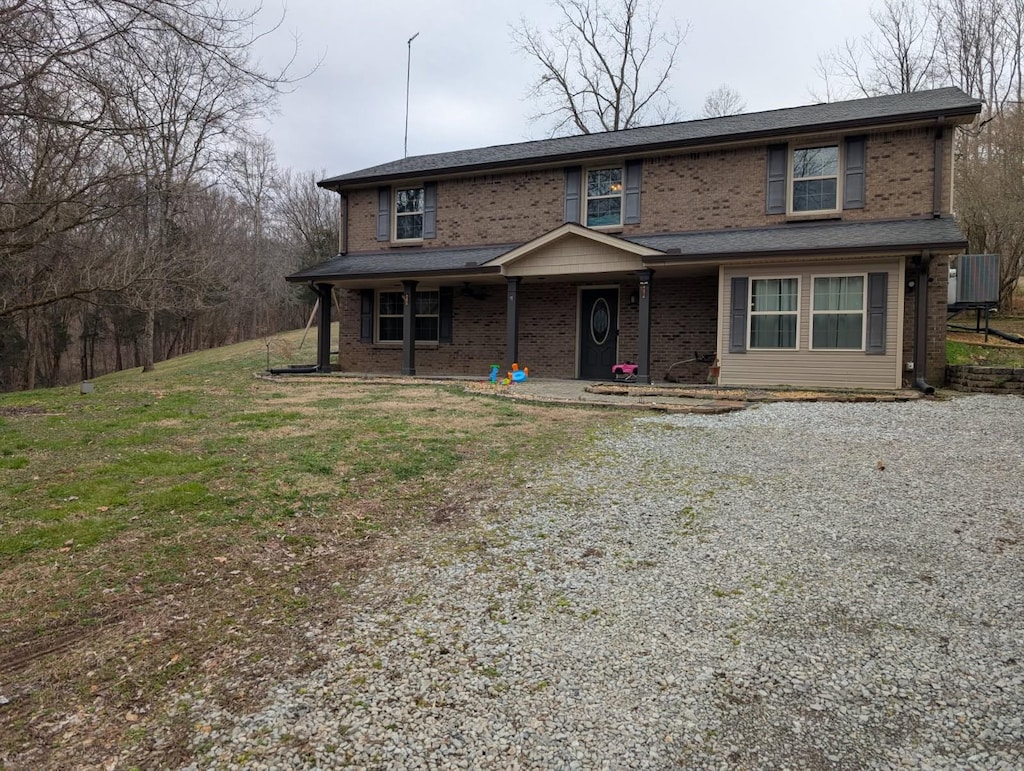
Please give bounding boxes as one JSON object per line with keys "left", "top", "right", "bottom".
{"left": 812, "top": 275, "right": 864, "bottom": 349}
{"left": 750, "top": 278, "right": 798, "bottom": 349}
{"left": 378, "top": 290, "right": 439, "bottom": 342}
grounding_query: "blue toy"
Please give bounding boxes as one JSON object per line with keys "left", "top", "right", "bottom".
{"left": 489, "top": 364, "right": 500, "bottom": 383}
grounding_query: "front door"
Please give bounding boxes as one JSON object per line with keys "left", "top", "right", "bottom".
{"left": 579, "top": 288, "right": 618, "bottom": 379}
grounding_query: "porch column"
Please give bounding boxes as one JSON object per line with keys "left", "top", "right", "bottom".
{"left": 315, "top": 283, "right": 332, "bottom": 373}
{"left": 505, "top": 276, "right": 521, "bottom": 373}
{"left": 401, "top": 279, "right": 418, "bottom": 376}
{"left": 636, "top": 269, "right": 653, "bottom": 384}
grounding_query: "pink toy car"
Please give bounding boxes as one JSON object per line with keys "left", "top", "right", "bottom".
{"left": 611, "top": 362, "right": 638, "bottom": 381}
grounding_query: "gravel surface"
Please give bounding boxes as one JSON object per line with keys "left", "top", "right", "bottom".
{"left": 183, "top": 394, "right": 1024, "bottom": 769}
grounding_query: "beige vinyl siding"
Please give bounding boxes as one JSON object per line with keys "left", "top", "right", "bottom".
{"left": 719, "top": 257, "right": 903, "bottom": 389}
{"left": 504, "top": 235, "right": 644, "bottom": 277}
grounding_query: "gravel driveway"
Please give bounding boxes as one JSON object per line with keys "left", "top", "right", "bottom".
{"left": 185, "top": 395, "right": 1023, "bottom": 770}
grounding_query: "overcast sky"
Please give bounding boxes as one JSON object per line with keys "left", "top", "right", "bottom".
{"left": 245, "top": 1, "right": 878, "bottom": 177}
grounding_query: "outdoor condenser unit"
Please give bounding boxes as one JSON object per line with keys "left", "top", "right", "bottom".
{"left": 948, "top": 254, "right": 1000, "bottom": 308}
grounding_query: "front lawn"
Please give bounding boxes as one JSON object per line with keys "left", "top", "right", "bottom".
{"left": 0, "top": 329, "right": 621, "bottom": 768}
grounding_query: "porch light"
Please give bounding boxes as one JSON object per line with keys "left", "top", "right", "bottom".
{"left": 629, "top": 291, "right": 639, "bottom": 308}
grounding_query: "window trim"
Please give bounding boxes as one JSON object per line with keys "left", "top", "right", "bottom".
{"left": 392, "top": 184, "right": 425, "bottom": 243}
{"left": 375, "top": 288, "right": 439, "bottom": 344}
{"left": 788, "top": 143, "right": 843, "bottom": 215}
{"left": 809, "top": 272, "right": 868, "bottom": 352}
{"left": 583, "top": 165, "right": 625, "bottom": 229}
{"left": 748, "top": 276, "right": 801, "bottom": 351}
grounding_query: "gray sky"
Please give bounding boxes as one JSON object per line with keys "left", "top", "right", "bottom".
{"left": 247, "top": 1, "right": 877, "bottom": 177}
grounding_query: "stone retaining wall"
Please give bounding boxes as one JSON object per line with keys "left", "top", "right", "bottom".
{"left": 946, "top": 365, "right": 1024, "bottom": 393}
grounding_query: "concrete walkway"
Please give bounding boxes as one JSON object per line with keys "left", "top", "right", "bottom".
{"left": 505, "top": 378, "right": 746, "bottom": 413}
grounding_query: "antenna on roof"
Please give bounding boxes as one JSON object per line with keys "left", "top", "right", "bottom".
{"left": 404, "top": 32, "right": 420, "bottom": 159}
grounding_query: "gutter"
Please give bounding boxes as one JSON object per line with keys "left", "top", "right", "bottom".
{"left": 913, "top": 250, "right": 936, "bottom": 394}
{"left": 319, "top": 105, "right": 982, "bottom": 191}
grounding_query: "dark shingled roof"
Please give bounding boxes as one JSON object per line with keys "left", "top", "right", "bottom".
{"left": 627, "top": 216, "right": 968, "bottom": 259}
{"left": 287, "top": 243, "right": 512, "bottom": 282}
{"left": 288, "top": 218, "right": 966, "bottom": 282}
{"left": 320, "top": 87, "right": 981, "bottom": 189}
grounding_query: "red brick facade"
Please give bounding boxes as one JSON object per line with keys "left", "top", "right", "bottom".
{"left": 318, "top": 107, "right": 967, "bottom": 388}
{"left": 344, "top": 127, "right": 952, "bottom": 253}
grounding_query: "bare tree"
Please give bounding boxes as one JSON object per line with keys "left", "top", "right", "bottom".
{"left": 701, "top": 84, "right": 746, "bottom": 118}
{"left": 815, "top": 0, "right": 941, "bottom": 99}
{"left": 511, "top": 0, "right": 688, "bottom": 134}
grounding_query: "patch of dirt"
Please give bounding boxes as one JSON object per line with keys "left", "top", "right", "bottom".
{"left": 948, "top": 330, "right": 1024, "bottom": 349}
{"left": 0, "top": 406, "right": 48, "bottom": 417}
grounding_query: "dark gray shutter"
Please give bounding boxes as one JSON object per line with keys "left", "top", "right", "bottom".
{"left": 438, "top": 286, "right": 453, "bottom": 344}
{"left": 423, "top": 182, "right": 437, "bottom": 239}
{"left": 360, "top": 289, "right": 374, "bottom": 341}
{"left": 623, "top": 159, "right": 642, "bottom": 225}
{"left": 866, "top": 272, "right": 887, "bottom": 354}
{"left": 376, "top": 187, "right": 390, "bottom": 241}
{"left": 564, "top": 166, "right": 582, "bottom": 223}
{"left": 844, "top": 136, "right": 866, "bottom": 209}
{"left": 766, "top": 144, "right": 788, "bottom": 215}
{"left": 729, "top": 277, "right": 748, "bottom": 353}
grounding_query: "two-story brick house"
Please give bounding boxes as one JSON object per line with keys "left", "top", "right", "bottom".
{"left": 289, "top": 87, "right": 982, "bottom": 390}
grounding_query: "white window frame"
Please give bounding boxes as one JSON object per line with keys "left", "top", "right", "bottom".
{"left": 788, "top": 144, "right": 842, "bottom": 215}
{"left": 748, "top": 276, "right": 800, "bottom": 351}
{"left": 375, "top": 289, "right": 439, "bottom": 344}
{"left": 392, "top": 185, "right": 424, "bottom": 242}
{"left": 809, "top": 272, "right": 868, "bottom": 351}
{"left": 583, "top": 166, "right": 624, "bottom": 229}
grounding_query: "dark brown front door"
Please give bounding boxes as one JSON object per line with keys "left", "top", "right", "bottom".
{"left": 579, "top": 288, "right": 618, "bottom": 379}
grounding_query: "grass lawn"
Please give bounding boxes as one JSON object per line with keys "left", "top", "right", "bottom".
{"left": 947, "top": 313, "right": 1024, "bottom": 368}
{"left": 0, "top": 328, "right": 622, "bottom": 768}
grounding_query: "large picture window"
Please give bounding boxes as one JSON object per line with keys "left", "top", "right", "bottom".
{"left": 394, "top": 187, "right": 424, "bottom": 241}
{"left": 377, "top": 290, "right": 438, "bottom": 342}
{"left": 791, "top": 146, "right": 839, "bottom": 213}
{"left": 750, "top": 278, "right": 799, "bottom": 349}
{"left": 811, "top": 275, "right": 865, "bottom": 349}
{"left": 585, "top": 167, "right": 623, "bottom": 227}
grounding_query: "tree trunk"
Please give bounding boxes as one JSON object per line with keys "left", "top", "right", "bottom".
{"left": 142, "top": 306, "right": 156, "bottom": 372}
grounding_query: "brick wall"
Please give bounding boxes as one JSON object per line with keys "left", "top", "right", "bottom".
{"left": 335, "top": 277, "right": 718, "bottom": 381}
{"left": 343, "top": 126, "right": 945, "bottom": 253}
{"left": 900, "top": 255, "right": 949, "bottom": 387}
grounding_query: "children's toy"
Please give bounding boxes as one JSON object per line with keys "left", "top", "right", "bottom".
{"left": 489, "top": 364, "right": 500, "bottom": 383}
{"left": 612, "top": 362, "right": 638, "bottom": 382}
{"left": 505, "top": 362, "right": 529, "bottom": 384}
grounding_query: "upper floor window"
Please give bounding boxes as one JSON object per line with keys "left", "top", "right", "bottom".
{"left": 394, "top": 187, "right": 424, "bottom": 241}
{"left": 791, "top": 146, "right": 840, "bottom": 213}
{"left": 585, "top": 167, "right": 623, "bottom": 227}
{"left": 749, "top": 277, "right": 799, "bottom": 349}
{"left": 811, "top": 275, "right": 865, "bottom": 349}
{"left": 766, "top": 137, "right": 865, "bottom": 216}
{"left": 377, "top": 289, "right": 439, "bottom": 343}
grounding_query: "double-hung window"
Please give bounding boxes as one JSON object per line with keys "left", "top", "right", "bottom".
{"left": 377, "top": 290, "right": 439, "bottom": 343}
{"left": 791, "top": 145, "right": 840, "bottom": 213}
{"left": 811, "top": 275, "right": 865, "bottom": 349}
{"left": 749, "top": 278, "right": 799, "bottom": 349}
{"left": 585, "top": 167, "right": 623, "bottom": 227}
{"left": 394, "top": 186, "right": 424, "bottom": 241}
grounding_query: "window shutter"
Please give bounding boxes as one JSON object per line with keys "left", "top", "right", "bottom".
{"left": 564, "top": 166, "right": 582, "bottom": 223}
{"left": 623, "top": 159, "right": 642, "bottom": 225}
{"left": 766, "top": 145, "right": 787, "bottom": 215}
{"left": 844, "top": 136, "right": 866, "bottom": 209}
{"left": 360, "top": 289, "right": 373, "bottom": 341}
{"left": 866, "top": 272, "right": 887, "bottom": 354}
{"left": 729, "top": 277, "right": 748, "bottom": 353}
{"left": 423, "top": 182, "right": 437, "bottom": 239}
{"left": 438, "top": 286, "right": 453, "bottom": 344}
{"left": 376, "top": 187, "right": 391, "bottom": 241}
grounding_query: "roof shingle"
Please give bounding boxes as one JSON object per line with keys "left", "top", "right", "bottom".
{"left": 321, "top": 87, "right": 981, "bottom": 188}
